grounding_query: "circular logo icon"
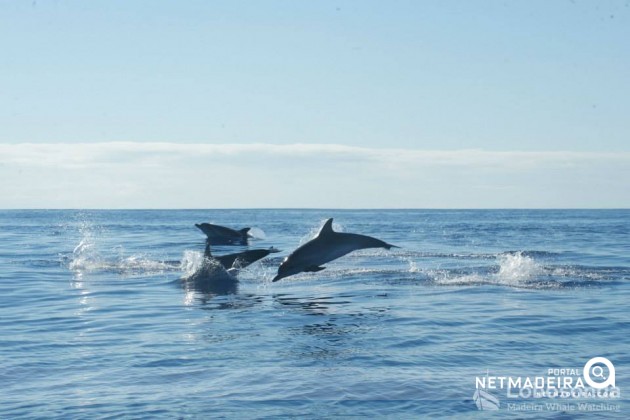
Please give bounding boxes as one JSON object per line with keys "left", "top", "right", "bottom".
{"left": 583, "top": 357, "right": 615, "bottom": 389}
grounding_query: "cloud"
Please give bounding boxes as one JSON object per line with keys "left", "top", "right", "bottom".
{"left": 1, "top": 142, "right": 627, "bottom": 168}
{"left": 1, "top": 143, "right": 628, "bottom": 208}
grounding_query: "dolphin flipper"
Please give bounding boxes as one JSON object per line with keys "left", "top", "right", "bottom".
{"left": 304, "top": 265, "right": 326, "bottom": 272}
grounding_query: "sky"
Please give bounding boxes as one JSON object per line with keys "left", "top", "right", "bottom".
{"left": 1, "top": 0, "right": 629, "bottom": 208}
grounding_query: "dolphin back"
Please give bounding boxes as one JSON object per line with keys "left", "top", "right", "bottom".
{"left": 339, "top": 232, "right": 398, "bottom": 250}
{"left": 272, "top": 218, "right": 398, "bottom": 282}
{"left": 318, "top": 218, "right": 397, "bottom": 250}
{"left": 215, "top": 247, "right": 280, "bottom": 270}
{"left": 195, "top": 223, "right": 251, "bottom": 245}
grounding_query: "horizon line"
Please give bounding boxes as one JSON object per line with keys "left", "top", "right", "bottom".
{"left": 1, "top": 207, "right": 628, "bottom": 211}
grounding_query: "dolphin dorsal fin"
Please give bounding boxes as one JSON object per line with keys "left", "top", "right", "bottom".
{"left": 318, "top": 218, "right": 335, "bottom": 237}
{"left": 204, "top": 242, "right": 212, "bottom": 258}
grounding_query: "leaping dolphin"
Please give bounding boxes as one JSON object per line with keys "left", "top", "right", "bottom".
{"left": 272, "top": 218, "right": 398, "bottom": 282}
{"left": 195, "top": 223, "right": 252, "bottom": 245}
{"left": 205, "top": 243, "right": 280, "bottom": 270}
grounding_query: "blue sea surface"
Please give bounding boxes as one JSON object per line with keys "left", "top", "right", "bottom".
{"left": 1, "top": 209, "right": 628, "bottom": 418}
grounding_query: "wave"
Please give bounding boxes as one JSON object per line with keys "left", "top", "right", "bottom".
{"left": 65, "top": 225, "right": 238, "bottom": 295}
{"left": 428, "top": 252, "right": 544, "bottom": 288}
{"left": 65, "top": 222, "right": 180, "bottom": 277}
{"left": 424, "top": 252, "right": 622, "bottom": 289}
{"left": 67, "top": 250, "right": 179, "bottom": 276}
{"left": 394, "top": 249, "right": 560, "bottom": 260}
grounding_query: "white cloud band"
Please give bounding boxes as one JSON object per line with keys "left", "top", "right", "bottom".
{"left": 1, "top": 143, "right": 628, "bottom": 208}
{"left": 1, "top": 142, "right": 628, "bottom": 168}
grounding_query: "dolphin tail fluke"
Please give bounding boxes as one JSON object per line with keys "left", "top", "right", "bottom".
{"left": 384, "top": 243, "right": 400, "bottom": 250}
{"left": 240, "top": 227, "right": 252, "bottom": 236}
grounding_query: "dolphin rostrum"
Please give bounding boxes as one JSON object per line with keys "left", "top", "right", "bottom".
{"left": 195, "top": 223, "right": 252, "bottom": 245}
{"left": 272, "top": 218, "right": 398, "bottom": 282}
{"left": 204, "top": 243, "right": 280, "bottom": 270}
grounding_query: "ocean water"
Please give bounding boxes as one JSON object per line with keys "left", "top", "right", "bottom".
{"left": 1, "top": 209, "right": 628, "bottom": 418}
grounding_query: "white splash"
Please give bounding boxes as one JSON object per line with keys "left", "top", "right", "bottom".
{"left": 431, "top": 251, "right": 545, "bottom": 288}
{"left": 247, "top": 227, "right": 266, "bottom": 240}
{"left": 179, "top": 250, "right": 206, "bottom": 278}
{"left": 179, "top": 250, "right": 235, "bottom": 283}
{"left": 68, "top": 220, "right": 100, "bottom": 274}
{"left": 496, "top": 252, "right": 543, "bottom": 283}
{"left": 68, "top": 220, "right": 176, "bottom": 276}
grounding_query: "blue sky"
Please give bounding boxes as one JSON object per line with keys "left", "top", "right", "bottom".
{"left": 1, "top": 1, "right": 629, "bottom": 208}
